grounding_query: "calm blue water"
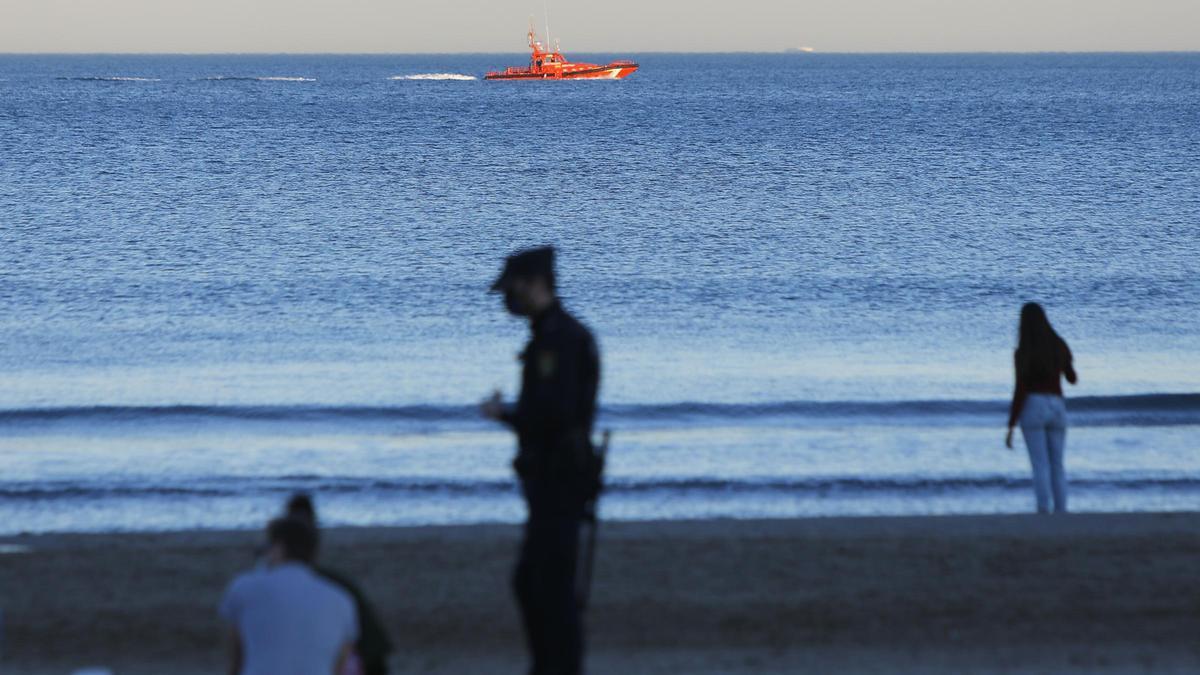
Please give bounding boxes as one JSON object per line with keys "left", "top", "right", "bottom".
{"left": 1, "top": 54, "right": 1198, "bottom": 533}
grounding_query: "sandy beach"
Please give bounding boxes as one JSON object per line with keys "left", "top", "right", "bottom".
{"left": 2, "top": 512, "right": 1198, "bottom": 674}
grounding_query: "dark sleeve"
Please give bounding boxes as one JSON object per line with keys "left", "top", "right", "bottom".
{"left": 1008, "top": 350, "right": 1027, "bottom": 428}
{"left": 499, "top": 404, "right": 519, "bottom": 429}
{"left": 1061, "top": 340, "right": 1078, "bottom": 385}
{"left": 497, "top": 347, "right": 527, "bottom": 429}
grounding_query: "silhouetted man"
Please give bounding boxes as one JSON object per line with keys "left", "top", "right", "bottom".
{"left": 482, "top": 246, "right": 601, "bottom": 675}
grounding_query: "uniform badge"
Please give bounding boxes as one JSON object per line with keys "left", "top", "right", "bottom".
{"left": 538, "top": 351, "right": 557, "bottom": 378}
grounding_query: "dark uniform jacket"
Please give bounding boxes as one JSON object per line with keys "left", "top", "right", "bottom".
{"left": 502, "top": 301, "right": 600, "bottom": 510}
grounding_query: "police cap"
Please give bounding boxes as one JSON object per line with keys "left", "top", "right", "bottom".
{"left": 490, "top": 246, "right": 556, "bottom": 292}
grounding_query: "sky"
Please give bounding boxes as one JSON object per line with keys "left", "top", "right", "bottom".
{"left": 2, "top": 0, "right": 1198, "bottom": 53}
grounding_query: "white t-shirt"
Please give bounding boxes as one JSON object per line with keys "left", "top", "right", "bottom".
{"left": 220, "top": 562, "right": 359, "bottom": 675}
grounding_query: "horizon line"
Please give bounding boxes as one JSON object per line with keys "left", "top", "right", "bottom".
{"left": 2, "top": 50, "right": 1199, "bottom": 57}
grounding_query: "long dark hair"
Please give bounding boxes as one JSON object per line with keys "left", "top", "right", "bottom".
{"left": 1016, "top": 302, "right": 1063, "bottom": 380}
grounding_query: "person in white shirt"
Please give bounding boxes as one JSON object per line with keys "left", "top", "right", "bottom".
{"left": 220, "top": 517, "right": 359, "bottom": 675}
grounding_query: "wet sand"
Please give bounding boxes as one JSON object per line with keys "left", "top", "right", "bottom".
{"left": 2, "top": 513, "right": 1198, "bottom": 674}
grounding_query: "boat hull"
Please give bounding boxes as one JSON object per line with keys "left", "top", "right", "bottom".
{"left": 485, "top": 62, "right": 638, "bottom": 81}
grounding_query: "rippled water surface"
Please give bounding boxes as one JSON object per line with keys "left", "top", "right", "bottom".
{"left": 1, "top": 54, "right": 1198, "bottom": 532}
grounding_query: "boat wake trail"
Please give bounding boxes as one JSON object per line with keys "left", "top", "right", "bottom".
{"left": 201, "top": 76, "right": 316, "bottom": 82}
{"left": 58, "top": 76, "right": 161, "bottom": 82}
{"left": 390, "top": 73, "right": 478, "bottom": 81}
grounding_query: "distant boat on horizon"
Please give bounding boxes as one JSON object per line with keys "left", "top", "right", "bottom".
{"left": 485, "top": 26, "right": 638, "bottom": 81}
{"left": 785, "top": 47, "right": 816, "bottom": 53}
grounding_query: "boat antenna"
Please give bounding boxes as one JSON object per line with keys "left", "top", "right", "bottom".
{"left": 544, "top": 0, "right": 552, "bottom": 53}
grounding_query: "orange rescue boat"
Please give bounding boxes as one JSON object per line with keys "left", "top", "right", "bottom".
{"left": 486, "top": 28, "right": 638, "bottom": 81}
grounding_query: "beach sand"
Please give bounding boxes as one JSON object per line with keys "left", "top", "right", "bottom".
{"left": 2, "top": 513, "right": 1198, "bottom": 674}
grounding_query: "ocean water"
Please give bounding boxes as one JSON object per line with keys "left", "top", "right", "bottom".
{"left": 1, "top": 53, "right": 1198, "bottom": 534}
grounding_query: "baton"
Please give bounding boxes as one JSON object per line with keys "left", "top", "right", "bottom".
{"left": 577, "top": 429, "right": 610, "bottom": 611}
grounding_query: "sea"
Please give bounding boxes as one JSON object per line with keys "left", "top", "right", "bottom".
{"left": 1, "top": 53, "right": 1198, "bottom": 534}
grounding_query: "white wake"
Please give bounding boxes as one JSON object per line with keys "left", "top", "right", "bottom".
{"left": 390, "top": 73, "right": 477, "bottom": 81}
{"left": 201, "top": 76, "right": 317, "bottom": 82}
{"left": 66, "top": 76, "right": 161, "bottom": 82}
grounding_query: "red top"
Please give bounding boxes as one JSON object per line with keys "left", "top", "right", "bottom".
{"left": 1007, "top": 340, "right": 1077, "bottom": 428}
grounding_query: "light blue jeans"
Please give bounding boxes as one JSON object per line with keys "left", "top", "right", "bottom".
{"left": 1020, "top": 393, "right": 1068, "bottom": 513}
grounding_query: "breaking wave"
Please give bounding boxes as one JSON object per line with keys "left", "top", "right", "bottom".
{"left": 1, "top": 394, "right": 1197, "bottom": 428}
{"left": 4, "top": 473, "right": 1200, "bottom": 502}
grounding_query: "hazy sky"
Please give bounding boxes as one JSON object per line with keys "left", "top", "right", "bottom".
{"left": 3, "top": 0, "right": 1199, "bottom": 53}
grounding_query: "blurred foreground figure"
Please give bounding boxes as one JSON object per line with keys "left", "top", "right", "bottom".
{"left": 219, "top": 517, "right": 358, "bottom": 675}
{"left": 482, "top": 246, "right": 602, "bottom": 675}
{"left": 1006, "top": 302, "right": 1078, "bottom": 513}
{"left": 286, "top": 494, "right": 394, "bottom": 675}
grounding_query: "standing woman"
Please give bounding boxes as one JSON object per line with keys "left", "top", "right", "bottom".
{"left": 1006, "top": 302, "right": 1078, "bottom": 513}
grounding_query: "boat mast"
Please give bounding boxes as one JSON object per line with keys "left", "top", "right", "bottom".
{"left": 544, "top": 0, "right": 552, "bottom": 56}
{"left": 527, "top": 18, "right": 539, "bottom": 66}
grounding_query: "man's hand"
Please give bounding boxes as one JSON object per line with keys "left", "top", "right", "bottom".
{"left": 481, "top": 390, "right": 505, "bottom": 421}
{"left": 1005, "top": 427, "right": 1015, "bottom": 450}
